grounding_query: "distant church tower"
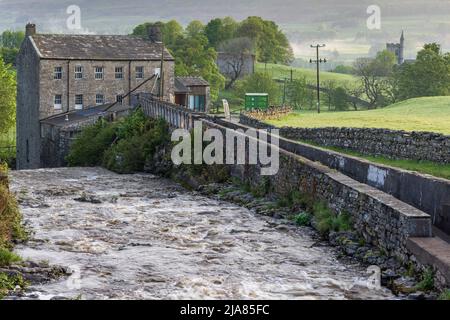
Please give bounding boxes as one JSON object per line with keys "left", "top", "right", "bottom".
{"left": 386, "top": 31, "right": 405, "bottom": 65}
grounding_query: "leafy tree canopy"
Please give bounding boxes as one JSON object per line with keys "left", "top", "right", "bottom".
{"left": 236, "top": 16, "right": 293, "bottom": 64}
{"left": 0, "top": 58, "right": 16, "bottom": 134}
{"left": 0, "top": 30, "right": 25, "bottom": 66}
{"left": 204, "top": 17, "right": 238, "bottom": 49}
{"left": 131, "top": 20, "right": 183, "bottom": 49}
{"left": 394, "top": 43, "right": 450, "bottom": 99}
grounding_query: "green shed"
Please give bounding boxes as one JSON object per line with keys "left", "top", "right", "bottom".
{"left": 244, "top": 93, "right": 269, "bottom": 110}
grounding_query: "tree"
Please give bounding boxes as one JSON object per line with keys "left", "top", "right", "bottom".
{"left": 131, "top": 20, "right": 183, "bottom": 49}
{"left": 394, "top": 43, "right": 450, "bottom": 100}
{"left": 321, "top": 80, "right": 337, "bottom": 110}
{"left": 332, "top": 87, "right": 349, "bottom": 111}
{"left": 186, "top": 20, "right": 205, "bottom": 38}
{"left": 236, "top": 72, "right": 280, "bottom": 105}
{"left": 218, "top": 37, "right": 254, "bottom": 89}
{"left": 286, "top": 77, "right": 309, "bottom": 109}
{"left": 344, "top": 82, "right": 365, "bottom": 111}
{"left": 172, "top": 33, "right": 225, "bottom": 102}
{"left": 0, "top": 57, "right": 16, "bottom": 134}
{"left": 204, "top": 17, "right": 238, "bottom": 49}
{"left": 236, "top": 16, "right": 293, "bottom": 65}
{"left": 0, "top": 30, "right": 25, "bottom": 66}
{"left": 0, "top": 48, "right": 19, "bottom": 66}
{"left": 354, "top": 50, "right": 396, "bottom": 108}
{"left": 0, "top": 30, "right": 24, "bottom": 49}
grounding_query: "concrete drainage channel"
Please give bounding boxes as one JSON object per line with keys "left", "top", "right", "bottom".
{"left": 209, "top": 116, "right": 450, "bottom": 288}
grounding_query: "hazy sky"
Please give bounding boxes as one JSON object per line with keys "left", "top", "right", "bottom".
{"left": 1, "top": 0, "right": 449, "bottom": 59}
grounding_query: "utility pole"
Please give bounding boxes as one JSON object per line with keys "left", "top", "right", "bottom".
{"left": 159, "top": 42, "right": 164, "bottom": 101}
{"left": 310, "top": 44, "right": 327, "bottom": 114}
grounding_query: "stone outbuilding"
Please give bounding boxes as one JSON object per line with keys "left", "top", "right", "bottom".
{"left": 174, "top": 76, "right": 210, "bottom": 112}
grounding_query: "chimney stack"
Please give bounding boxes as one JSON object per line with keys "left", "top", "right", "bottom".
{"left": 147, "top": 25, "right": 162, "bottom": 43}
{"left": 25, "top": 23, "right": 36, "bottom": 36}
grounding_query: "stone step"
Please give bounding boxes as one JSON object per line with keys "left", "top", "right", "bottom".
{"left": 407, "top": 236, "right": 450, "bottom": 286}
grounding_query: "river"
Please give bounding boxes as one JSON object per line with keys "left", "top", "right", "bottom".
{"left": 9, "top": 167, "right": 394, "bottom": 300}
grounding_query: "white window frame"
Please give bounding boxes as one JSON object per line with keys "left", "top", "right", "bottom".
{"left": 154, "top": 67, "right": 161, "bottom": 78}
{"left": 95, "top": 94, "right": 105, "bottom": 105}
{"left": 54, "top": 66, "right": 62, "bottom": 80}
{"left": 136, "top": 66, "right": 144, "bottom": 79}
{"left": 94, "top": 66, "right": 104, "bottom": 80}
{"left": 115, "top": 66, "right": 124, "bottom": 79}
{"left": 75, "top": 94, "right": 83, "bottom": 110}
{"left": 74, "top": 65, "right": 83, "bottom": 79}
{"left": 54, "top": 94, "right": 62, "bottom": 109}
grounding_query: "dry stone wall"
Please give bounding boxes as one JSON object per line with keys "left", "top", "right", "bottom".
{"left": 240, "top": 113, "right": 450, "bottom": 163}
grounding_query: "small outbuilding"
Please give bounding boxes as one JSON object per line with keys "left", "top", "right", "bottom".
{"left": 174, "top": 76, "right": 210, "bottom": 112}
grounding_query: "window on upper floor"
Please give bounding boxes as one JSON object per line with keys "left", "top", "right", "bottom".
{"left": 136, "top": 66, "right": 144, "bottom": 79}
{"left": 54, "top": 66, "right": 62, "bottom": 79}
{"left": 54, "top": 95, "right": 62, "bottom": 109}
{"left": 116, "top": 94, "right": 123, "bottom": 105}
{"left": 94, "top": 66, "right": 104, "bottom": 80}
{"left": 96, "top": 94, "right": 104, "bottom": 105}
{"left": 115, "top": 66, "right": 124, "bottom": 79}
{"left": 75, "top": 94, "right": 83, "bottom": 110}
{"left": 74, "top": 65, "right": 83, "bottom": 79}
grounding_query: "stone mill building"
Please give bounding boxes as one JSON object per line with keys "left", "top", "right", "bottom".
{"left": 16, "top": 23, "right": 209, "bottom": 169}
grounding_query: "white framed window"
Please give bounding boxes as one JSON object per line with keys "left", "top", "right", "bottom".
{"left": 75, "top": 94, "right": 83, "bottom": 110}
{"left": 96, "top": 94, "right": 104, "bottom": 105}
{"left": 154, "top": 67, "right": 161, "bottom": 77}
{"left": 54, "top": 66, "right": 62, "bottom": 79}
{"left": 54, "top": 94, "right": 62, "bottom": 109}
{"left": 116, "top": 94, "right": 123, "bottom": 105}
{"left": 115, "top": 66, "right": 124, "bottom": 79}
{"left": 74, "top": 65, "right": 83, "bottom": 79}
{"left": 94, "top": 66, "right": 104, "bottom": 80}
{"left": 136, "top": 66, "right": 144, "bottom": 79}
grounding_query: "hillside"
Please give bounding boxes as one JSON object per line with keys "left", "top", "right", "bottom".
{"left": 256, "top": 63, "right": 360, "bottom": 87}
{"left": 266, "top": 96, "right": 450, "bottom": 134}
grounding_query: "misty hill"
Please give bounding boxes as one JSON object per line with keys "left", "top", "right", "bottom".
{"left": 1, "top": 0, "right": 449, "bottom": 59}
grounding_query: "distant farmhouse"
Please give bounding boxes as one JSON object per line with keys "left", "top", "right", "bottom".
{"left": 386, "top": 31, "right": 405, "bottom": 65}
{"left": 16, "top": 23, "right": 210, "bottom": 169}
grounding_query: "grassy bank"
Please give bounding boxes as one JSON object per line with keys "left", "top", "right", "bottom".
{"left": 267, "top": 96, "right": 450, "bottom": 134}
{"left": 0, "top": 163, "right": 26, "bottom": 298}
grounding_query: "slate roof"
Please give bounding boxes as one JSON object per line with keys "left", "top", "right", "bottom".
{"left": 176, "top": 76, "right": 209, "bottom": 87}
{"left": 30, "top": 34, "right": 174, "bottom": 61}
{"left": 40, "top": 103, "right": 135, "bottom": 127}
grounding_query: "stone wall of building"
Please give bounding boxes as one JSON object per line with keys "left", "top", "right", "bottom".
{"left": 240, "top": 113, "right": 450, "bottom": 163}
{"left": 16, "top": 37, "right": 42, "bottom": 170}
{"left": 39, "top": 59, "right": 175, "bottom": 119}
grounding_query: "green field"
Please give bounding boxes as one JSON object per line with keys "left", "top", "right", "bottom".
{"left": 267, "top": 96, "right": 450, "bottom": 134}
{"left": 256, "top": 63, "right": 360, "bottom": 87}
